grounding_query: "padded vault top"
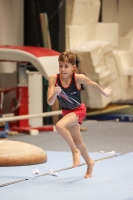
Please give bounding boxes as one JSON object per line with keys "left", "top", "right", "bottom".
{"left": 0, "top": 45, "right": 60, "bottom": 79}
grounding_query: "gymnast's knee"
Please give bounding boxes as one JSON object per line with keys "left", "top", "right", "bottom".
{"left": 74, "top": 139, "right": 83, "bottom": 146}
{"left": 55, "top": 122, "right": 65, "bottom": 133}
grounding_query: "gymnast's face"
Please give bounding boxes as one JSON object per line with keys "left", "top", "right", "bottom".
{"left": 59, "top": 60, "right": 75, "bottom": 78}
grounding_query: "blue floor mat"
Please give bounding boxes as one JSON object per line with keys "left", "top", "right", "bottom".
{"left": 0, "top": 151, "right": 117, "bottom": 186}
{"left": 0, "top": 152, "right": 132, "bottom": 200}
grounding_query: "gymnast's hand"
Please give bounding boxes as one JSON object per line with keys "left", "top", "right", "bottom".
{"left": 103, "top": 87, "right": 112, "bottom": 97}
{"left": 54, "top": 86, "right": 61, "bottom": 96}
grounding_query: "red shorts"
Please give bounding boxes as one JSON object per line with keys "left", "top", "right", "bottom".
{"left": 62, "top": 103, "right": 86, "bottom": 124}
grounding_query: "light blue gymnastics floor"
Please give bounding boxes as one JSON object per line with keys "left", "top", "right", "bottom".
{"left": 1, "top": 152, "right": 133, "bottom": 200}
{"left": 0, "top": 151, "right": 117, "bottom": 186}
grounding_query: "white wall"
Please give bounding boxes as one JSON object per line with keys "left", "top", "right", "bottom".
{"left": 0, "top": 0, "right": 24, "bottom": 45}
{"left": 102, "top": 0, "right": 133, "bottom": 36}
{"left": 0, "top": 0, "right": 24, "bottom": 114}
{"left": 119, "top": 0, "right": 133, "bottom": 36}
{"left": 102, "top": 0, "right": 118, "bottom": 23}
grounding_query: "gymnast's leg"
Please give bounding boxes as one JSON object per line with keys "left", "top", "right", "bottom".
{"left": 55, "top": 112, "right": 81, "bottom": 167}
{"left": 68, "top": 123, "right": 94, "bottom": 178}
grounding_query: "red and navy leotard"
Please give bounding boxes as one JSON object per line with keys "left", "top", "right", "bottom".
{"left": 56, "top": 73, "right": 81, "bottom": 110}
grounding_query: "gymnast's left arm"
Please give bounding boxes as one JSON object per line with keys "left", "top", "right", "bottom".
{"left": 76, "top": 74, "right": 112, "bottom": 97}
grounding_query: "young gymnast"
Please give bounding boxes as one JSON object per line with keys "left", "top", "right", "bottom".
{"left": 47, "top": 51, "right": 112, "bottom": 178}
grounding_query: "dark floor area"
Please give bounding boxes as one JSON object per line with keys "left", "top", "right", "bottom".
{"left": 7, "top": 121, "right": 133, "bottom": 154}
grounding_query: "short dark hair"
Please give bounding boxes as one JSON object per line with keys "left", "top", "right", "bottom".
{"left": 58, "top": 51, "right": 76, "bottom": 65}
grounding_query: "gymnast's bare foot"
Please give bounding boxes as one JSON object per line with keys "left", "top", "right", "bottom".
{"left": 72, "top": 149, "right": 80, "bottom": 168}
{"left": 84, "top": 161, "right": 95, "bottom": 178}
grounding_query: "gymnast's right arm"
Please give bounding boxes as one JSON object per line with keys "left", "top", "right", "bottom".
{"left": 47, "top": 75, "right": 61, "bottom": 106}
